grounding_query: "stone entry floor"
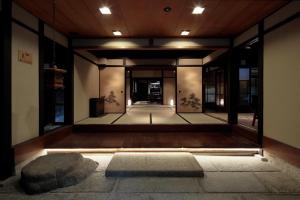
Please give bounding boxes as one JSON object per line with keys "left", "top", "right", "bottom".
{"left": 1, "top": 153, "right": 300, "bottom": 200}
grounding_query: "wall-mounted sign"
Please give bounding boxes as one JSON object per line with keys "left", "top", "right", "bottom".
{"left": 18, "top": 50, "right": 33, "bottom": 65}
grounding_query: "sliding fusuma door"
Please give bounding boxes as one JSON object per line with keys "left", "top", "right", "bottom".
{"left": 100, "top": 67, "right": 125, "bottom": 113}
{"left": 177, "top": 67, "right": 202, "bottom": 112}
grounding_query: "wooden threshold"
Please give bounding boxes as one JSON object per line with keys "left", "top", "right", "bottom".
{"left": 13, "top": 126, "right": 72, "bottom": 164}
{"left": 72, "top": 124, "right": 232, "bottom": 133}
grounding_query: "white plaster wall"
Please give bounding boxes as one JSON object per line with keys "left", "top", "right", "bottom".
{"left": 11, "top": 23, "right": 39, "bottom": 145}
{"left": 264, "top": 17, "right": 300, "bottom": 149}
{"left": 74, "top": 55, "right": 99, "bottom": 122}
{"left": 163, "top": 78, "right": 175, "bottom": 106}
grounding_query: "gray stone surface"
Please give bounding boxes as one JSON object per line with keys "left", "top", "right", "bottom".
{"left": 51, "top": 172, "right": 116, "bottom": 193}
{"left": 106, "top": 152, "right": 203, "bottom": 177}
{"left": 116, "top": 177, "right": 203, "bottom": 193}
{"left": 108, "top": 193, "right": 150, "bottom": 200}
{"left": 21, "top": 153, "right": 98, "bottom": 194}
{"left": 0, "top": 176, "right": 21, "bottom": 194}
{"left": 0, "top": 193, "right": 109, "bottom": 200}
{"left": 149, "top": 193, "right": 243, "bottom": 200}
{"left": 2, "top": 153, "right": 300, "bottom": 200}
{"left": 208, "top": 156, "right": 279, "bottom": 172}
{"left": 194, "top": 155, "right": 219, "bottom": 171}
{"left": 199, "top": 172, "right": 268, "bottom": 192}
{"left": 254, "top": 172, "right": 300, "bottom": 193}
{"left": 241, "top": 194, "right": 300, "bottom": 200}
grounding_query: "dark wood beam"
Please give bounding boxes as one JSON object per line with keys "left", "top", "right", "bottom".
{"left": 72, "top": 38, "right": 230, "bottom": 50}
{"left": 0, "top": 0, "right": 15, "bottom": 180}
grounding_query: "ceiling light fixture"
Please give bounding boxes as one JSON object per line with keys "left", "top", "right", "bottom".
{"left": 192, "top": 6, "right": 205, "bottom": 14}
{"left": 163, "top": 6, "right": 172, "bottom": 13}
{"left": 181, "top": 30, "right": 190, "bottom": 36}
{"left": 99, "top": 7, "right": 111, "bottom": 15}
{"left": 113, "top": 30, "right": 122, "bottom": 36}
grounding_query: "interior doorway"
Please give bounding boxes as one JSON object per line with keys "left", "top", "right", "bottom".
{"left": 132, "top": 78, "right": 162, "bottom": 104}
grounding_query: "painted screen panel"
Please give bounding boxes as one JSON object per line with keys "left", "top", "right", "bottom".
{"left": 177, "top": 67, "right": 202, "bottom": 112}
{"left": 100, "top": 67, "right": 125, "bottom": 113}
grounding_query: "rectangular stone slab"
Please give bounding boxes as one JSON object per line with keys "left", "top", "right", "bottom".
{"left": 105, "top": 152, "right": 204, "bottom": 177}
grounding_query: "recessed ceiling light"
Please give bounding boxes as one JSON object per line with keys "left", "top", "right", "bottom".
{"left": 192, "top": 6, "right": 205, "bottom": 14}
{"left": 99, "top": 7, "right": 111, "bottom": 15}
{"left": 113, "top": 31, "right": 122, "bottom": 36}
{"left": 163, "top": 6, "right": 172, "bottom": 13}
{"left": 181, "top": 30, "right": 190, "bottom": 36}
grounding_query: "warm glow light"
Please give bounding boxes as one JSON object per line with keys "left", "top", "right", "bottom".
{"left": 192, "top": 6, "right": 205, "bottom": 14}
{"left": 181, "top": 30, "right": 190, "bottom": 36}
{"left": 170, "top": 99, "right": 174, "bottom": 106}
{"left": 128, "top": 99, "right": 132, "bottom": 106}
{"left": 99, "top": 7, "right": 111, "bottom": 15}
{"left": 220, "top": 98, "right": 224, "bottom": 106}
{"left": 45, "top": 148, "right": 261, "bottom": 154}
{"left": 113, "top": 31, "right": 122, "bottom": 36}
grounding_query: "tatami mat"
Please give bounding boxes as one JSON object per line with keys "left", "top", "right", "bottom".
{"left": 152, "top": 113, "right": 188, "bottom": 124}
{"left": 113, "top": 113, "right": 150, "bottom": 124}
{"left": 178, "top": 113, "right": 226, "bottom": 124}
{"left": 205, "top": 112, "right": 228, "bottom": 121}
{"left": 76, "top": 114, "right": 122, "bottom": 124}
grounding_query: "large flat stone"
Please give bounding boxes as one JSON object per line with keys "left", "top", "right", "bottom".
{"left": 106, "top": 152, "right": 203, "bottom": 177}
{"left": 21, "top": 153, "right": 98, "bottom": 194}
{"left": 22, "top": 153, "right": 83, "bottom": 182}
{"left": 254, "top": 172, "right": 300, "bottom": 193}
{"left": 116, "top": 177, "right": 202, "bottom": 193}
{"left": 199, "top": 172, "right": 268, "bottom": 192}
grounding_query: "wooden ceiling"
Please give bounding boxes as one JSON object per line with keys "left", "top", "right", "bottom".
{"left": 15, "top": 0, "right": 289, "bottom": 38}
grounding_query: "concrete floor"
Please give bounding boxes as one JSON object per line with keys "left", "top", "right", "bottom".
{"left": 1, "top": 153, "right": 300, "bottom": 200}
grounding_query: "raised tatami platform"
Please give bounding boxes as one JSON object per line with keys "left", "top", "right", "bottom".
{"left": 76, "top": 105, "right": 226, "bottom": 125}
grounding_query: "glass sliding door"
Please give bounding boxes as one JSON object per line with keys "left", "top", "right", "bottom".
{"left": 237, "top": 38, "right": 259, "bottom": 130}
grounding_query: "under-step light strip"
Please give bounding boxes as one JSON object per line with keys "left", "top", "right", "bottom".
{"left": 45, "top": 148, "right": 261, "bottom": 155}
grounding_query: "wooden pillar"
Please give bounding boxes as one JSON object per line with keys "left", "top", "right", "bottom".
{"left": 0, "top": 0, "right": 15, "bottom": 180}
{"left": 257, "top": 21, "right": 264, "bottom": 147}
{"left": 227, "top": 38, "right": 238, "bottom": 124}
{"left": 65, "top": 38, "right": 74, "bottom": 124}
{"left": 38, "top": 19, "right": 45, "bottom": 135}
